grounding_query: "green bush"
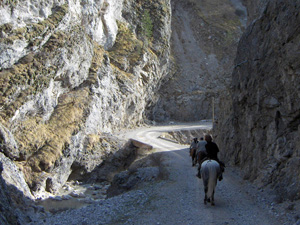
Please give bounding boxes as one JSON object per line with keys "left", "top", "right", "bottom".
{"left": 141, "top": 9, "right": 153, "bottom": 40}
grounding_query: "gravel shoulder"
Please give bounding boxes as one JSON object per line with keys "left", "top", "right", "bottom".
{"left": 34, "top": 122, "right": 299, "bottom": 225}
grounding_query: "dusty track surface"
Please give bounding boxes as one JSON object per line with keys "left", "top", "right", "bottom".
{"left": 115, "top": 121, "right": 285, "bottom": 224}
{"left": 37, "top": 121, "right": 296, "bottom": 225}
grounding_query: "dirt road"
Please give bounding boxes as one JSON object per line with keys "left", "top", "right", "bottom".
{"left": 39, "top": 121, "right": 292, "bottom": 225}
{"left": 115, "top": 121, "right": 285, "bottom": 225}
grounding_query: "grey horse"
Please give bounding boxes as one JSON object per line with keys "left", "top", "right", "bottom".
{"left": 200, "top": 159, "right": 222, "bottom": 206}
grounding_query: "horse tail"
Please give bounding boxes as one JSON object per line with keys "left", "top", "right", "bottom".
{"left": 206, "top": 161, "right": 218, "bottom": 199}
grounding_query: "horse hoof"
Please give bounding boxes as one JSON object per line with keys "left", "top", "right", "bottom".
{"left": 204, "top": 200, "right": 207, "bottom": 205}
{"left": 211, "top": 202, "right": 215, "bottom": 206}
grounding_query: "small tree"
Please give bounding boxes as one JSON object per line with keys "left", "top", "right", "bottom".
{"left": 141, "top": 9, "right": 153, "bottom": 41}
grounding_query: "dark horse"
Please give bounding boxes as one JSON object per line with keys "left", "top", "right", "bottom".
{"left": 200, "top": 159, "right": 222, "bottom": 206}
{"left": 190, "top": 147, "right": 197, "bottom": 166}
{"left": 189, "top": 138, "right": 198, "bottom": 166}
{"left": 196, "top": 151, "right": 207, "bottom": 166}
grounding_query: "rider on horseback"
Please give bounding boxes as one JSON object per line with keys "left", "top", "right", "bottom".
{"left": 197, "top": 134, "right": 225, "bottom": 180}
{"left": 196, "top": 137, "right": 206, "bottom": 160}
{"left": 190, "top": 138, "right": 198, "bottom": 151}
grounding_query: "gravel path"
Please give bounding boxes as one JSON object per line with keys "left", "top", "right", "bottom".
{"left": 34, "top": 122, "right": 296, "bottom": 225}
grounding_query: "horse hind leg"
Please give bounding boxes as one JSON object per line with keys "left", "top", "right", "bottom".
{"left": 193, "top": 156, "right": 197, "bottom": 166}
{"left": 211, "top": 190, "right": 215, "bottom": 206}
{"left": 191, "top": 149, "right": 196, "bottom": 166}
{"left": 204, "top": 187, "right": 208, "bottom": 204}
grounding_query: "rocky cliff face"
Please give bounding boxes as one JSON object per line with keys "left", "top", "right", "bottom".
{"left": 242, "top": 0, "right": 268, "bottom": 25}
{"left": 216, "top": 0, "right": 300, "bottom": 201}
{"left": 148, "top": 0, "right": 246, "bottom": 122}
{"left": 0, "top": 0, "right": 171, "bottom": 202}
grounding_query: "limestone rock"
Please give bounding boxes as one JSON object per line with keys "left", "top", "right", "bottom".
{"left": 0, "top": 0, "right": 171, "bottom": 199}
{"left": 0, "top": 153, "right": 33, "bottom": 199}
{"left": 107, "top": 167, "right": 160, "bottom": 197}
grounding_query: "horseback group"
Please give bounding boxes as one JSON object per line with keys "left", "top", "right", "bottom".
{"left": 189, "top": 134, "right": 225, "bottom": 205}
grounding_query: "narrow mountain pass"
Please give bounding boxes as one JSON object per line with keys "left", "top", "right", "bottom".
{"left": 38, "top": 122, "right": 288, "bottom": 225}
{"left": 114, "top": 122, "right": 284, "bottom": 225}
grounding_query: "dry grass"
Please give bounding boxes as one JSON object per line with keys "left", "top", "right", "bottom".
{"left": 0, "top": 4, "right": 69, "bottom": 121}
{"left": 108, "top": 21, "right": 145, "bottom": 72}
{"left": 12, "top": 88, "right": 90, "bottom": 190}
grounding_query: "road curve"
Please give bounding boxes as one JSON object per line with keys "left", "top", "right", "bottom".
{"left": 40, "top": 121, "right": 287, "bottom": 225}
{"left": 117, "top": 121, "right": 212, "bottom": 151}
{"left": 115, "top": 121, "right": 285, "bottom": 225}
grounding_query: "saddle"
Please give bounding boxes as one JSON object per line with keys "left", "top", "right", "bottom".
{"left": 199, "top": 156, "right": 225, "bottom": 173}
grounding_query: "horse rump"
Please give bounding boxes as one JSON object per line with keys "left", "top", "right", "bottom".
{"left": 200, "top": 160, "right": 221, "bottom": 206}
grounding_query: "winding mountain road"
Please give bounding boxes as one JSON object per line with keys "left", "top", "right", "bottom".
{"left": 115, "top": 121, "right": 284, "bottom": 225}
{"left": 118, "top": 121, "right": 212, "bottom": 150}
{"left": 40, "top": 121, "right": 289, "bottom": 225}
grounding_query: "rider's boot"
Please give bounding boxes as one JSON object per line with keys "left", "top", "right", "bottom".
{"left": 196, "top": 166, "right": 201, "bottom": 179}
{"left": 217, "top": 161, "right": 224, "bottom": 181}
{"left": 219, "top": 173, "right": 223, "bottom": 181}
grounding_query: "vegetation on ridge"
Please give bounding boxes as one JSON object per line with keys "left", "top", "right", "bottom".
{"left": 108, "top": 21, "right": 145, "bottom": 73}
{"left": 0, "top": 4, "right": 69, "bottom": 121}
{"left": 141, "top": 9, "right": 153, "bottom": 41}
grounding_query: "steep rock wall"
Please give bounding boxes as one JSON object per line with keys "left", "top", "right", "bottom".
{"left": 148, "top": 0, "right": 246, "bottom": 122}
{"left": 0, "top": 0, "right": 171, "bottom": 198}
{"left": 216, "top": 0, "right": 300, "bottom": 201}
{"left": 241, "top": 0, "right": 268, "bottom": 25}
